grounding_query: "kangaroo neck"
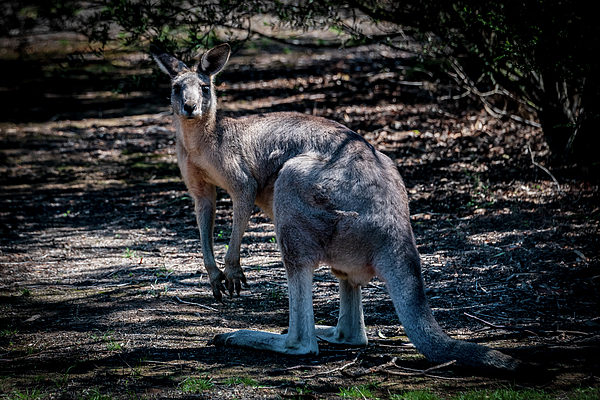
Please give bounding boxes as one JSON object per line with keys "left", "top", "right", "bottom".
{"left": 174, "top": 113, "right": 218, "bottom": 155}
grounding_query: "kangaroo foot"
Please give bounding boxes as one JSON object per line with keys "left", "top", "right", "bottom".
{"left": 315, "top": 325, "right": 368, "bottom": 346}
{"left": 212, "top": 329, "right": 318, "bottom": 355}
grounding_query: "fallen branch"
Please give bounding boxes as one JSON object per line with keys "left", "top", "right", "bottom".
{"left": 559, "top": 333, "right": 600, "bottom": 346}
{"left": 466, "top": 313, "right": 598, "bottom": 343}
{"left": 527, "top": 146, "right": 563, "bottom": 193}
{"left": 370, "top": 339, "right": 415, "bottom": 349}
{"left": 174, "top": 296, "right": 218, "bottom": 312}
{"left": 384, "top": 359, "right": 463, "bottom": 381}
{"left": 464, "top": 312, "right": 539, "bottom": 336}
{"left": 394, "top": 359, "right": 457, "bottom": 374}
{"left": 340, "top": 357, "right": 398, "bottom": 378}
{"left": 304, "top": 352, "right": 361, "bottom": 378}
{"left": 268, "top": 364, "right": 321, "bottom": 376}
{"left": 339, "top": 356, "right": 460, "bottom": 381}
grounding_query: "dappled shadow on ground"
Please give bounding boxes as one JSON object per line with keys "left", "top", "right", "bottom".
{"left": 0, "top": 42, "right": 599, "bottom": 399}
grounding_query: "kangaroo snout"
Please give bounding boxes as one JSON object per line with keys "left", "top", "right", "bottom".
{"left": 183, "top": 101, "right": 197, "bottom": 117}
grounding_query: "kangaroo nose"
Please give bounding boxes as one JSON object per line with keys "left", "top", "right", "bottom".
{"left": 183, "top": 102, "right": 197, "bottom": 115}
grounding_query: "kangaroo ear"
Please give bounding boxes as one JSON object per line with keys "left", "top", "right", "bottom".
{"left": 150, "top": 45, "right": 188, "bottom": 78}
{"left": 200, "top": 43, "right": 231, "bottom": 76}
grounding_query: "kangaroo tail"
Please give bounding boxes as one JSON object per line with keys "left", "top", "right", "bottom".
{"left": 375, "top": 249, "right": 521, "bottom": 371}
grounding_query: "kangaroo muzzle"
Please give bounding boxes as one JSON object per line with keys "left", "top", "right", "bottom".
{"left": 183, "top": 101, "right": 198, "bottom": 117}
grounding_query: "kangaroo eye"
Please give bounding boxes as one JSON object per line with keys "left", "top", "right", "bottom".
{"left": 173, "top": 85, "right": 181, "bottom": 94}
{"left": 201, "top": 86, "right": 210, "bottom": 94}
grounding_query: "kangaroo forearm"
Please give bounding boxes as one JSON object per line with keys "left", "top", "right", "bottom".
{"left": 224, "top": 199, "right": 255, "bottom": 269}
{"left": 195, "top": 196, "right": 219, "bottom": 276}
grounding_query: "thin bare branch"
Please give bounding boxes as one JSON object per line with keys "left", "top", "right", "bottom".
{"left": 385, "top": 359, "right": 464, "bottom": 380}
{"left": 464, "top": 312, "right": 539, "bottom": 336}
{"left": 304, "top": 352, "right": 361, "bottom": 378}
{"left": 174, "top": 295, "right": 219, "bottom": 311}
{"left": 526, "top": 146, "right": 563, "bottom": 193}
{"left": 446, "top": 57, "right": 542, "bottom": 128}
{"left": 340, "top": 357, "right": 398, "bottom": 378}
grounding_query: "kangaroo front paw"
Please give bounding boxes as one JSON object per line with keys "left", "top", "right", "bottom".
{"left": 209, "top": 270, "right": 228, "bottom": 302}
{"left": 223, "top": 263, "right": 247, "bottom": 297}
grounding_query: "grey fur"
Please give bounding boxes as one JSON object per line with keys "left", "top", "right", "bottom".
{"left": 150, "top": 44, "right": 521, "bottom": 371}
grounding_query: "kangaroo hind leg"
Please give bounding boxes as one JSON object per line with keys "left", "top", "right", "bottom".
{"left": 315, "top": 276, "right": 368, "bottom": 346}
{"left": 276, "top": 154, "right": 368, "bottom": 347}
{"left": 212, "top": 253, "right": 318, "bottom": 355}
{"left": 214, "top": 156, "right": 332, "bottom": 355}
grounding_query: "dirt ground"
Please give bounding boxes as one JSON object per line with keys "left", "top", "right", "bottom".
{"left": 0, "top": 40, "right": 599, "bottom": 399}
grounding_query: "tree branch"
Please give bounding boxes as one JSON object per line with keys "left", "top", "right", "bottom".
{"left": 526, "top": 146, "right": 563, "bottom": 193}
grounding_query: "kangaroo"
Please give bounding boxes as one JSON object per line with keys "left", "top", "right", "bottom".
{"left": 150, "top": 43, "right": 521, "bottom": 371}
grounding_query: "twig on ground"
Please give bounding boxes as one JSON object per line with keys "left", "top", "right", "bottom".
{"left": 268, "top": 364, "right": 321, "bottom": 376}
{"left": 338, "top": 356, "right": 460, "bottom": 380}
{"left": 558, "top": 333, "right": 600, "bottom": 345}
{"left": 340, "top": 357, "right": 398, "bottom": 378}
{"left": 104, "top": 267, "right": 127, "bottom": 278}
{"left": 527, "top": 146, "right": 563, "bottom": 193}
{"left": 464, "top": 312, "right": 539, "bottom": 336}
{"left": 140, "top": 359, "right": 195, "bottom": 367}
{"left": 425, "top": 359, "right": 458, "bottom": 373}
{"left": 370, "top": 335, "right": 415, "bottom": 349}
{"left": 304, "top": 352, "right": 361, "bottom": 378}
{"left": 371, "top": 343, "right": 416, "bottom": 350}
{"left": 174, "top": 295, "right": 218, "bottom": 311}
{"left": 466, "top": 313, "right": 597, "bottom": 343}
{"left": 385, "top": 359, "right": 463, "bottom": 380}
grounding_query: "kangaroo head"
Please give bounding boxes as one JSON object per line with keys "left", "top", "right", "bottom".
{"left": 150, "top": 44, "right": 231, "bottom": 119}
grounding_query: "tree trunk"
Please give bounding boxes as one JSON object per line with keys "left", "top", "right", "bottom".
{"left": 570, "top": 77, "right": 600, "bottom": 173}
{"left": 536, "top": 76, "right": 599, "bottom": 172}
{"left": 537, "top": 105, "right": 575, "bottom": 163}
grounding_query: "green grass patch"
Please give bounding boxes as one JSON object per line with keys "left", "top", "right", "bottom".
{"left": 123, "top": 248, "right": 136, "bottom": 258}
{"left": 180, "top": 376, "right": 214, "bottom": 393}
{"left": 90, "top": 330, "right": 123, "bottom": 352}
{"left": 8, "top": 388, "right": 43, "bottom": 400}
{"left": 390, "top": 390, "right": 441, "bottom": 400}
{"left": 0, "top": 328, "right": 18, "bottom": 337}
{"left": 454, "top": 388, "right": 551, "bottom": 400}
{"left": 339, "top": 383, "right": 379, "bottom": 398}
{"left": 568, "top": 387, "right": 600, "bottom": 400}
